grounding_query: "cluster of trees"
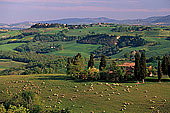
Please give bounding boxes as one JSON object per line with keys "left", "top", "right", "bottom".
{"left": 33, "top": 32, "right": 79, "bottom": 42}
{"left": 77, "top": 34, "right": 147, "bottom": 57}
{"left": 31, "top": 23, "right": 65, "bottom": 28}
{"left": 67, "top": 53, "right": 126, "bottom": 81}
{"left": 0, "top": 91, "right": 71, "bottom": 113}
{"left": 134, "top": 51, "right": 147, "bottom": 83}
{"left": 15, "top": 42, "right": 63, "bottom": 54}
{"left": 157, "top": 55, "right": 170, "bottom": 82}
{"left": 111, "top": 26, "right": 153, "bottom": 32}
{"left": 146, "top": 56, "right": 162, "bottom": 63}
{"left": 0, "top": 51, "right": 67, "bottom": 75}
{"left": 117, "top": 36, "right": 147, "bottom": 48}
{"left": 134, "top": 52, "right": 170, "bottom": 83}
{"left": 31, "top": 23, "right": 90, "bottom": 29}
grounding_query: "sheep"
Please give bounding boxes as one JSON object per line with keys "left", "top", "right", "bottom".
{"left": 107, "top": 94, "right": 110, "bottom": 96}
{"left": 107, "top": 98, "right": 111, "bottom": 101}
{"left": 53, "top": 94, "right": 58, "bottom": 96}
{"left": 42, "top": 82, "right": 45, "bottom": 85}
{"left": 100, "top": 95, "right": 103, "bottom": 97}
{"left": 150, "top": 106, "right": 154, "bottom": 109}
{"left": 75, "top": 89, "right": 79, "bottom": 92}
{"left": 54, "top": 105, "right": 57, "bottom": 108}
{"left": 120, "top": 109, "right": 124, "bottom": 111}
{"left": 152, "top": 101, "right": 155, "bottom": 103}
{"left": 144, "top": 90, "right": 148, "bottom": 93}
{"left": 153, "top": 96, "right": 157, "bottom": 98}
{"left": 95, "top": 92, "right": 98, "bottom": 94}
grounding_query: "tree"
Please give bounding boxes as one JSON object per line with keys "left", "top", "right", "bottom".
{"left": 162, "top": 55, "right": 169, "bottom": 75}
{"left": 140, "top": 52, "right": 147, "bottom": 83}
{"left": 158, "top": 61, "right": 162, "bottom": 82}
{"left": 66, "top": 53, "right": 85, "bottom": 78}
{"left": 88, "top": 54, "right": 94, "bottom": 68}
{"left": 168, "top": 63, "right": 170, "bottom": 78}
{"left": 134, "top": 51, "right": 140, "bottom": 83}
{"left": 99, "top": 54, "right": 106, "bottom": 71}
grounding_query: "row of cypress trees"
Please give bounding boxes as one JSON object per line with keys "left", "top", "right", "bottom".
{"left": 88, "top": 54, "right": 107, "bottom": 71}
{"left": 158, "top": 55, "right": 170, "bottom": 82}
{"left": 134, "top": 51, "right": 147, "bottom": 83}
{"left": 135, "top": 51, "right": 170, "bottom": 83}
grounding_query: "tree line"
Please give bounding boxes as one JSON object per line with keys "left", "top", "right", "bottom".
{"left": 0, "top": 51, "right": 67, "bottom": 75}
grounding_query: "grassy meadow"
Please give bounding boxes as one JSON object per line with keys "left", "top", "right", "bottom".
{"left": 0, "top": 59, "right": 27, "bottom": 70}
{"left": 48, "top": 41, "right": 101, "bottom": 57}
{"left": 0, "top": 74, "right": 170, "bottom": 113}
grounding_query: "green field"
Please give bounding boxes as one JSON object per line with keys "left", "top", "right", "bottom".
{"left": 0, "top": 74, "right": 169, "bottom": 113}
{"left": 48, "top": 41, "right": 101, "bottom": 57}
{"left": 0, "top": 59, "right": 27, "bottom": 70}
{"left": 0, "top": 43, "right": 25, "bottom": 51}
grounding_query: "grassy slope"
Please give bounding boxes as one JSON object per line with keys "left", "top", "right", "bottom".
{"left": 0, "top": 74, "right": 169, "bottom": 113}
{"left": 48, "top": 41, "right": 101, "bottom": 57}
{"left": 0, "top": 43, "right": 25, "bottom": 51}
{"left": 0, "top": 59, "right": 27, "bottom": 70}
{"left": 0, "top": 30, "right": 21, "bottom": 39}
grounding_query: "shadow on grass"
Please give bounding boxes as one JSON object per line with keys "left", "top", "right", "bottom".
{"left": 145, "top": 78, "right": 170, "bottom": 82}
{"left": 33, "top": 75, "right": 72, "bottom": 81}
{"left": 32, "top": 75, "right": 170, "bottom": 83}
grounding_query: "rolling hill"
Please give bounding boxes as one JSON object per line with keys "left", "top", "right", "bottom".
{"left": 1, "top": 15, "right": 170, "bottom": 30}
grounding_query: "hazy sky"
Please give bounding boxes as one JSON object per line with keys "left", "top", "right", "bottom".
{"left": 0, "top": 0, "right": 170, "bottom": 23}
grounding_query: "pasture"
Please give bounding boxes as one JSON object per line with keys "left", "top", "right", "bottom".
{"left": 0, "top": 74, "right": 169, "bottom": 113}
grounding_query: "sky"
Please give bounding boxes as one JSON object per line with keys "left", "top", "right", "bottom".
{"left": 0, "top": 0, "right": 170, "bottom": 23}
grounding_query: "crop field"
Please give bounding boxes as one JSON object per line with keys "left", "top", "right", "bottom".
{"left": 0, "top": 74, "right": 170, "bottom": 113}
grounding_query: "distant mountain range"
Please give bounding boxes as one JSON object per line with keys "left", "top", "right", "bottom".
{"left": 1, "top": 15, "right": 170, "bottom": 30}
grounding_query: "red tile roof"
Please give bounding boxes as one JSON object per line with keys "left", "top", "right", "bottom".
{"left": 118, "top": 63, "right": 135, "bottom": 67}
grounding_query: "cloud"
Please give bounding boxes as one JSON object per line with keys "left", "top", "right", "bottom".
{"left": 31, "top": 5, "right": 170, "bottom": 13}
{"left": 0, "top": 0, "right": 110, "bottom": 4}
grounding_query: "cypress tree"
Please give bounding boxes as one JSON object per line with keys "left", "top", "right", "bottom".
{"left": 134, "top": 51, "right": 140, "bottom": 83}
{"left": 168, "top": 62, "right": 170, "bottom": 78}
{"left": 140, "top": 52, "right": 147, "bottom": 83}
{"left": 162, "top": 55, "right": 169, "bottom": 75}
{"left": 158, "top": 61, "right": 162, "bottom": 82}
{"left": 99, "top": 54, "right": 106, "bottom": 71}
{"left": 88, "top": 54, "right": 94, "bottom": 68}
